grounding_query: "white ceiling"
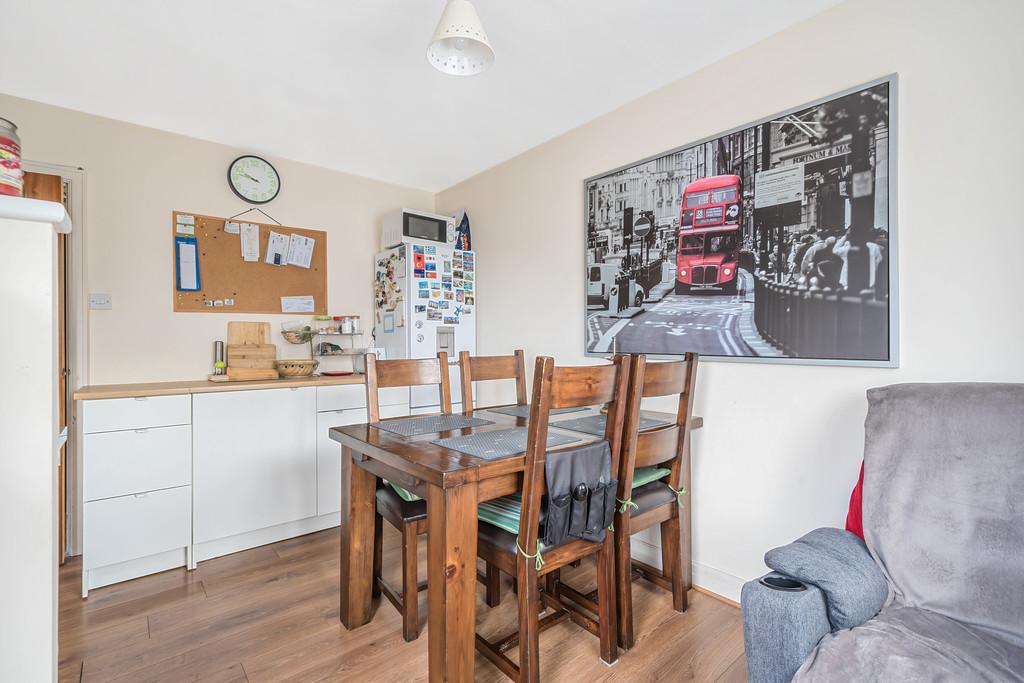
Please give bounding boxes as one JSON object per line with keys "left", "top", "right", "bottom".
{"left": 3, "top": 1, "right": 842, "bottom": 192}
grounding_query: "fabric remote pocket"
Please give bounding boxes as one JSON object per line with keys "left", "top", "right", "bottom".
{"left": 584, "top": 480, "right": 619, "bottom": 540}
{"left": 569, "top": 487, "right": 590, "bottom": 538}
{"left": 543, "top": 494, "right": 572, "bottom": 547}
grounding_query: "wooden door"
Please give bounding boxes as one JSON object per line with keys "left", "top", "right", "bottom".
{"left": 23, "top": 171, "right": 69, "bottom": 564}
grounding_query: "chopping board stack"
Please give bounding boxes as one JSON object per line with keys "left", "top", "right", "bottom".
{"left": 209, "top": 322, "right": 279, "bottom": 382}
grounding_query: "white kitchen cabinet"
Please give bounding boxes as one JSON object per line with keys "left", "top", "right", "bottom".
{"left": 315, "top": 401, "right": 408, "bottom": 516}
{"left": 193, "top": 387, "right": 317, "bottom": 546}
{"left": 81, "top": 394, "right": 193, "bottom": 595}
{"left": 83, "top": 425, "right": 192, "bottom": 501}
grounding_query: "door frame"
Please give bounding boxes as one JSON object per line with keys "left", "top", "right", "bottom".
{"left": 24, "top": 160, "right": 88, "bottom": 557}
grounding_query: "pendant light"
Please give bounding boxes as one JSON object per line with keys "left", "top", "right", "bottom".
{"left": 427, "top": 0, "right": 494, "bottom": 76}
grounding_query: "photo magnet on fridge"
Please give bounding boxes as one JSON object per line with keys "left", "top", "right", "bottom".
{"left": 418, "top": 290, "right": 429, "bottom": 299}
{"left": 415, "top": 305, "right": 426, "bottom": 313}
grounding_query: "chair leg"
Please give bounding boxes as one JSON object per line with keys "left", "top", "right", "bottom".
{"left": 614, "top": 524, "right": 635, "bottom": 650}
{"left": 401, "top": 523, "right": 420, "bottom": 642}
{"left": 596, "top": 536, "right": 619, "bottom": 666}
{"left": 516, "top": 557, "right": 541, "bottom": 683}
{"left": 661, "top": 511, "right": 687, "bottom": 612}
{"left": 485, "top": 561, "right": 502, "bottom": 607}
{"left": 372, "top": 512, "right": 383, "bottom": 599}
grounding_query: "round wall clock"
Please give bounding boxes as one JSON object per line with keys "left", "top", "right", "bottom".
{"left": 227, "top": 155, "right": 281, "bottom": 204}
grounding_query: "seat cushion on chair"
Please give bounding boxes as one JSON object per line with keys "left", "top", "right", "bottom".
{"left": 793, "top": 605, "right": 1024, "bottom": 682}
{"left": 477, "top": 494, "right": 549, "bottom": 555}
{"left": 376, "top": 485, "right": 427, "bottom": 523}
{"left": 631, "top": 466, "right": 671, "bottom": 489}
{"left": 386, "top": 482, "right": 422, "bottom": 502}
{"left": 631, "top": 481, "right": 677, "bottom": 515}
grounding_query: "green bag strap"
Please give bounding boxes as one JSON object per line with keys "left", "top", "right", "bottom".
{"left": 516, "top": 539, "right": 545, "bottom": 571}
{"left": 668, "top": 484, "right": 687, "bottom": 508}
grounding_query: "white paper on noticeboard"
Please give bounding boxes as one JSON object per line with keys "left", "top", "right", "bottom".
{"left": 286, "top": 233, "right": 314, "bottom": 268}
{"left": 241, "top": 223, "right": 260, "bottom": 262}
{"left": 265, "top": 231, "right": 289, "bottom": 266}
{"left": 281, "top": 295, "right": 315, "bottom": 313}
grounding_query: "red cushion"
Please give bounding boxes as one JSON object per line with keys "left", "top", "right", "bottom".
{"left": 845, "top": 462, "right": 865, "bottom": 540}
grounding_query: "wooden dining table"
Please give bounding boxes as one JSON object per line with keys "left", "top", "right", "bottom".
{"left": 331, "top": 405, "right": 703, "bottom": 682}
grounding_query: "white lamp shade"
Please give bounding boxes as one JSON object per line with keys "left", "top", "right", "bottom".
{"left": 427, "top": 0, "right": 494, "bottom": 76}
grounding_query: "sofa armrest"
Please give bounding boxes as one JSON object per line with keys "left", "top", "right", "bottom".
{"left": 764, "top": 527, "right": 888, "bottom": 631}
{"left": 742, "top": 574, "right": 831, "bottom": 683}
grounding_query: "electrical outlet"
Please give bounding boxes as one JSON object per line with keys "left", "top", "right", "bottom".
{"left": 89, "top": 293, "right": 112, "bottom": 310}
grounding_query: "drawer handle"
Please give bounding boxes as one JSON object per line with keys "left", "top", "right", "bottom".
{"left": 134, "top": 428, "right": 149, "bottom": 434}
{"left": 133, "top": 397, "right": 148, "bottom": 401}
{"left": 133, "top": 493, "right": 148, "bottom": 499}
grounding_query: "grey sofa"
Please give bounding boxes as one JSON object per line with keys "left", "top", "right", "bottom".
{"left": 742, "top": 383, "right": 1024, "bottom": 682}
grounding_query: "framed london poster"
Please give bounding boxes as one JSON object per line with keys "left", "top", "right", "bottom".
{"left": 583, "top": 75, "right": 898, "bottom": 367}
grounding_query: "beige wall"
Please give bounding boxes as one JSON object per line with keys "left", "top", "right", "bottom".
{"left": 0, "top": 93, "right": 434, "bottom": 385}
{"left": 438, "top": 0, "right": 1024, "bottom": 599}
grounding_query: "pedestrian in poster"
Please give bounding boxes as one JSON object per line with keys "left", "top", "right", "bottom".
{"left": 811, "top": 235, "right": 842, "bottom": 289}
{"left": 834, "top": 228, "right": 883, "bottom": 290}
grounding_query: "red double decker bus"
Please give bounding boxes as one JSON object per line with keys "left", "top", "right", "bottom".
{"left": 676, "top": 175, "right": 742, "bottom": 294}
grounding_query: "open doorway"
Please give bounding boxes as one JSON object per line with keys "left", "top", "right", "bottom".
{"left": 22, "top": 166, "right": 86, "bottom": 564}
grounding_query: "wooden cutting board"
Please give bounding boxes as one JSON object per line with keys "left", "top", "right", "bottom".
{"left": 223, "top": 321, "right": 278, "bottom": 381}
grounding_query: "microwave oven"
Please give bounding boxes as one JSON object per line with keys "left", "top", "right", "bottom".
{"left": 381, "top": 209, "right": 457, "bottom": 249}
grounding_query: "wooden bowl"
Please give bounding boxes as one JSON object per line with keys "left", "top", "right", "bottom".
{"left": 275, "top": 359, "right": 319, "bottom": 377}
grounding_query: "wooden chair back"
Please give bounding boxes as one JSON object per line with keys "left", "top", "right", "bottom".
{"left": 364, "top": 352, "right": 452, "bottom": 422}
{"left": 516, "top": 355, "right": 630, "bottom": 555}
{"left": 619, "top": 353, "right": 699, "bottom": 499}
{"left": 458, "top": 349, "right": 527, "bottom": 414}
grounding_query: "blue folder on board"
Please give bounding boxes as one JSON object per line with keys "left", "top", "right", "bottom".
{"left": 175, "top": 235, "right": 201, "bottom": 291}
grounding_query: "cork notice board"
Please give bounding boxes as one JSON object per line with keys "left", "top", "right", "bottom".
{"left": 172, "top": 211, "right": 327, "bottom": 314}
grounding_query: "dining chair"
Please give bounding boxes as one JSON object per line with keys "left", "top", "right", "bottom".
{"left": 475, "top": 355, "right": 629, "bottom": 682}
{"left": 458, "top": 349, "right": 528, "bottom": 607}
{"left": 612, "top": 352, "right": 699, "bottom": 650}
{"left": 458, "top": 349, "right": 528, "bottom": 413}
{"left": 365, "top": 352, "right": 452, "bottom": 642}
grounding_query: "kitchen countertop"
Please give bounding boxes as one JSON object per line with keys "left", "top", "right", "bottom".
{"left": 74, "top": 373, "right": 366, "bottom": 400}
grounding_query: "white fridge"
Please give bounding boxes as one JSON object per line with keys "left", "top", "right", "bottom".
{"left": 373, "top": 242, "right": 477, "bottom": 413}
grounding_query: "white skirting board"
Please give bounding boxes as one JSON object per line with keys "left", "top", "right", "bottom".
{"left": 194, "top": 513, "right": 340, "bottom": 563}
{"left": 629, "top": 535, "right": 745, "bottom": 605}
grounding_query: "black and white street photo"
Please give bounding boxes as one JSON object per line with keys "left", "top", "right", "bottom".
{"left": 585, "top": 79, "right": 895, "bottom": 364}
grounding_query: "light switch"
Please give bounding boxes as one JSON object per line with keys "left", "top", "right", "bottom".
{"left": 89, "top": 293, "right": 112, "bottom": 310}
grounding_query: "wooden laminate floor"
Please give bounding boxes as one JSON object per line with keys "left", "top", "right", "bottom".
{"left": 59, "top": 526, "right": 747, "bottom": 682}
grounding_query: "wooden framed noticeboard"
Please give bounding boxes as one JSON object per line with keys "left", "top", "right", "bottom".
{"left": 172, "top": 211, "right": 327, "bottom": 314}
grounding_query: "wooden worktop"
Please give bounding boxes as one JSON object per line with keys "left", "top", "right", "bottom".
{"left": 74, "top": 373, "right": 366, "bottom": 400}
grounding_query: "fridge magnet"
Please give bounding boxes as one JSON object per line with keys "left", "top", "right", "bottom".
{"left": 425, "top": 261, "right": 436, "bottom": 272}
{"left": 427, "top": 271, "right": 437, "bottom": 279}
{"left": 418, "top": 281, "right": 429, "bottom": 289}
{"left": 383, "top": 313, "right": 395, "bottom": 333}
{"left": 456, "top": 290, "right": 465, "bottom": 302}
{"left": 418, "top": 290, "right": 429, "bottom": 299}
{"left": 464, "top": 272, "right": 474, "bottom": 281}
{"left": 443, "top": 282, "right": 452, "bottom": 291}
{"left": 465, "top": 296, "right": 475, "bottom": 305}
{"left": 415, "top": 305, "right": 426, "bottom": 313}
{"left": 431, "top": 290, "right": 441, "bottom": 298}
{"left": 426, "top": 245, "right": 436, "bottom": 255}
{"left": 453, "top": 270, "right": 464, "bottom": 279}
{"left": 431, "top": 281, "right": 441, "bottom": 290}
{"left": 413, "top": 253, "right": 426, "bottom": 269}
{"left": 414, "top": 269, "right": 425, "bottom": 278}
{"left": 444, "top": 291, "right": 453, "bottom": 300}
{"left": 438, "top": 300, "right": 449, "bottom": 309}
{"left": 427, "top": 310, "right": 441, "bottom": 321}
{"left": 428, "top": 300, "right": 439, "bottom": 309}
{"left": 444, "top": 316, "right": 458, "bottom": 324}
{"left": 413, "top": 244, "right": 424, "bottom": 254}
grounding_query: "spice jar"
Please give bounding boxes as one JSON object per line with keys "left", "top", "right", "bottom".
{"left": 0, "top": 118, "right": 23, "bottom": 197}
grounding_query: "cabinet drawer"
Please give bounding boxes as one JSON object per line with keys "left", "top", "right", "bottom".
{"left": 316, "top": 384, "right": 407, "bottom": 412}
{"left": 83, "top": 394, "right": 191, "bottom": 434}
{"left": 84, "top": 485, "right": 191, "bottom": 570}
{"left": 83, "top": 425, "right": 192, "bottom": 501}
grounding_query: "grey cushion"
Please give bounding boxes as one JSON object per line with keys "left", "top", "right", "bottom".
{"left": 793, "top": 605, "right": 1024, "bottom": 682}
{"left": 863, "top": 383, "right": 1024, "bottom": 647}
{"left": 765, "top": 527, "right": 887, "bottom": 631}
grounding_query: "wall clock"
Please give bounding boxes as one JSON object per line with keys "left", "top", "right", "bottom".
{"left": 227, "top": 155, "right": 281, "bottom": 204}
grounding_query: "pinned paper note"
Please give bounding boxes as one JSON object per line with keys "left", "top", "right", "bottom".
{"left": 281, "top": 295, "right": 315, "bottom": 313}
{"left": 265, "top": 231, "right": 289, "bottom": 266}
{"left": 241, "top": 223, "right": 260, "bottom": 262}
{"left": 286, "top": 233, "right": 315, "bottom": 269}
{"left": 224, "top": 221, "right": 241, "bottom": 235}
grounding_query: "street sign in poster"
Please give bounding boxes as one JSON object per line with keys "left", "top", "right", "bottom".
{"left": 754, "top": 163, "right": 805, "bottom": 209}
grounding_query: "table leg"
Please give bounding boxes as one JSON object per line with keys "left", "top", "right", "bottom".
{"left": 427, "top": 481, "right": 478, "bottom": 683}
{"left": 340, "top": 445, "right": 376, "bottom": 629}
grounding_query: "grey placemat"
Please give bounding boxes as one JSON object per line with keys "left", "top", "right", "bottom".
{"left": 370, "top": 414, "right": 494, "bottom": 437}
{"left": 433, "top": 427, "right": 579, "bottom": 460}
{"left": 552, "top": 412, "right": 672, "bottom": 436}
{"left": 487, "top": 404, "right": 587, "bottom": 418}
